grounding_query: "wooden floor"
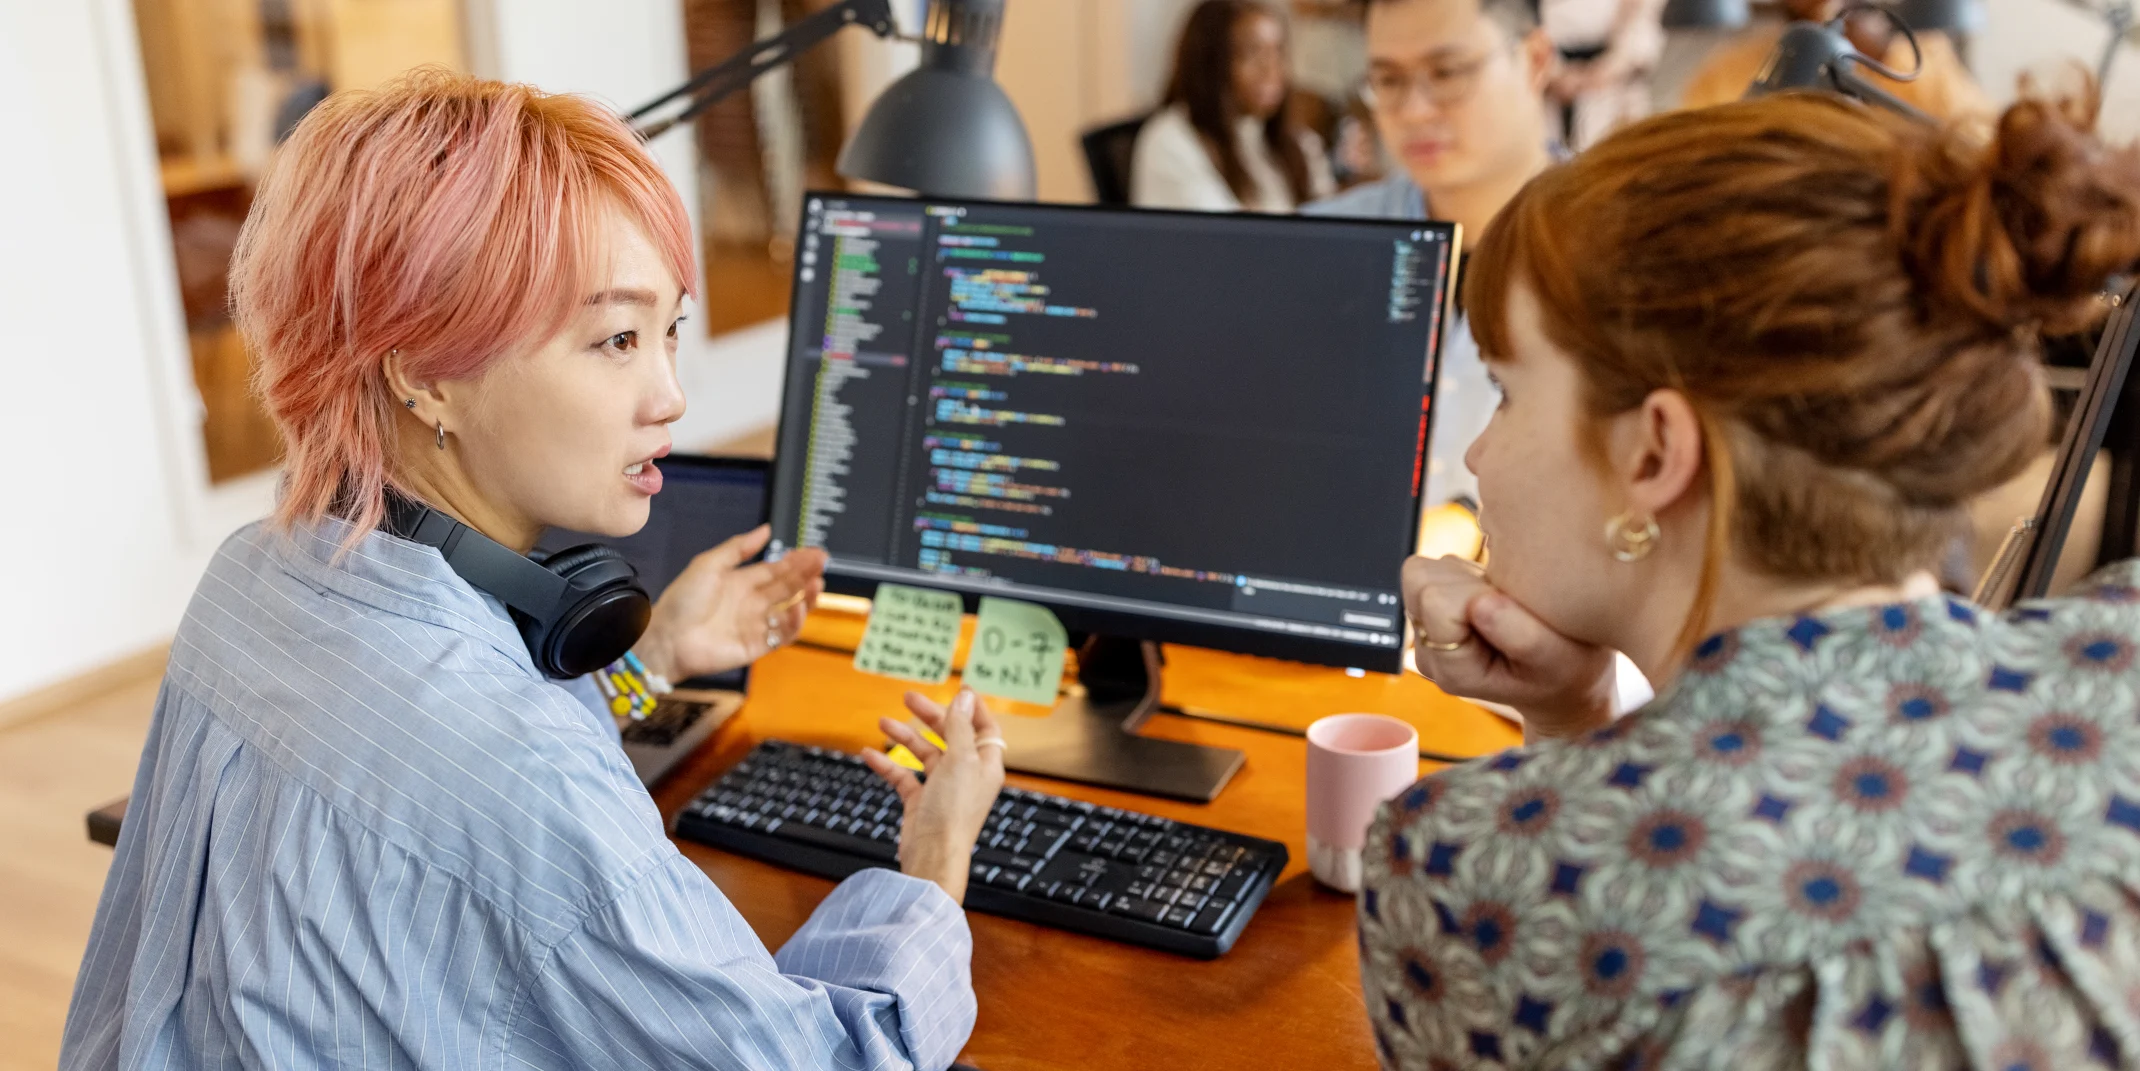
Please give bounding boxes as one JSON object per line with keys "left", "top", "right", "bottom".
{"left": 0, "top": 677, "right": 158, "bottom": 1070}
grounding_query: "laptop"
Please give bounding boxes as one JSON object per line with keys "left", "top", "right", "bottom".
{"left": 537, "top": 454, "right": 770, "bottom": 786}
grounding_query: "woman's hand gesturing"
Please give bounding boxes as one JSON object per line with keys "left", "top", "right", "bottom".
{"left": 861, "top": 689, "right": 1007, "bottom": 903}
{"left": 635, "top": 525, "right": 826, "bottom": 683}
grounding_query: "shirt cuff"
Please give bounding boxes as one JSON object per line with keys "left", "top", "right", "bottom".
{"left": 775, "top": 868, "right": 976, "bottom": 1070}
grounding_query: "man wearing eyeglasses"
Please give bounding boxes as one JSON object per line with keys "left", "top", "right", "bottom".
{"left": 1308, "top": 0, "right": 1560, "bottom": 516}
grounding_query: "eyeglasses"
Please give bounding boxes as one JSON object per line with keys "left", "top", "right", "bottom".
{"left": 1359, "top": 51, "right": 1502, "bottom": 111}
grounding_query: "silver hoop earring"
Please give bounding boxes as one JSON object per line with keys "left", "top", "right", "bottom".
{"left": 436, "top": 421, "right": 446, "bottom": 451}
{"left": 1605, "top": 511, "right": 1660, "bottom": 563}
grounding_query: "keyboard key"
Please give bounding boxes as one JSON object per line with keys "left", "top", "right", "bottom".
{"left": 1116, "top": 898, "right": 1168, "bottom": 923}
{"left": 772, "top": 817, "right": 899, "bottom": 863}
{"left": 1186, "top": 875, "right": 1216, "bottom": 895}
{"left": 1030, "top": 828, "right": 1072, "bottom": 859}
{"left": 1175, "top": 892, "right": 1208, "bottom": 913}
{"left": 972, "top": 862, "right": 999, "bottom": 884}
{"left": 1201, "top": 860, "right": 1231, "bottom": 878}
{"left": 987, "top": 868, "right": 1032, "bottom": 892}
{"left": 1191, "top": 899, "right": 1236, "bottom": 936}
{"left": 1160, "top": 906, "right": 1197, "bottom": 928}
{"left": 1213, "top": 866, "right": 1256, "bottom": 902}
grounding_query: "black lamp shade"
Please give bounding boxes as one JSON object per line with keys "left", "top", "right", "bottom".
{"left": 838, "top": 67, "right": 1036, "bottom": 199}
{"left": 1662, "top": 0, "right": 1750, "bottom": 29}
{"left": 836, "top": 0, "right": 1036, "bottom": 200}
{"left": 1891, "top": 0, "right": 1985, "bottom": 33}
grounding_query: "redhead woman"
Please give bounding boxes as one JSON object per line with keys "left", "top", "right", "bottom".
{"left": 1366, "top": 93, "right": 2140, "bottom": 1065}
{"left": 62, "top": 71, "right": 1001, "bottom": 1071}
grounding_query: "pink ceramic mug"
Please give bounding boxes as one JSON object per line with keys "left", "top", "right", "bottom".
{"left": 1306, "top": 713, "right": 1421, "bottom": 893}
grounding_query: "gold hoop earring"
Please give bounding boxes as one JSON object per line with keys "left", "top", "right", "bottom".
{"left": 1605, "top": 511, "right": 1659, "bottom": 562}
{"left": 436, "top": 421, "right": 446, "bottom": 451}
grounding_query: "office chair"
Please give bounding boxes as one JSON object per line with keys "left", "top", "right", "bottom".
{"left": 1080, "top": 114, "right": 1149, "bottom": 205}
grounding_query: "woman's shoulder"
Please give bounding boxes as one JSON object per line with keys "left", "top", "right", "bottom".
{"left": 1131, "top": 105, "right": 1206, "bottom": 167}
{"left": 1362, "top": 571, "right": 2140, "bottom": 1056}
{"left": 169, "top": 521, "right": 670, "bottom": 898}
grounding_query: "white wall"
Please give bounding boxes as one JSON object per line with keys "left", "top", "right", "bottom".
{"left": 0, "top": 1, "right": 238, "bottom": 703}
{"left": 1976, "top": 0, "right": 2140, "bottom": 141}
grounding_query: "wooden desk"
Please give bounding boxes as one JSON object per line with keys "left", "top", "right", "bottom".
{"left": 655, "top": 614, "right": 1520, "bottom": 1071}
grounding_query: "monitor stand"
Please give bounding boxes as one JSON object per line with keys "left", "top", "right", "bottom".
{"left": 993, "top": 635, "right": 1245, "bottom": 802}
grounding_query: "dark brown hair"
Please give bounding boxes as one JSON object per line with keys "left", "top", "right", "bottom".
{"left": 1163, "top": 0, "right": 1315, "bottom": 206}
{"left": 1468, "top": 91, "right": 2140, "bottom": 651}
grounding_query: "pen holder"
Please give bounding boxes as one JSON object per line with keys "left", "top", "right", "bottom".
{"left": 1305, "top": 714, "right": 1420, "bottom": 894}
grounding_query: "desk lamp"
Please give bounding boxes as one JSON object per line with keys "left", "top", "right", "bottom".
{"left": 628, "top": 0, "right": 1036, "bottom": 200}
{"left": 1744, "top": 4, "right": 1932, "bottom": 120}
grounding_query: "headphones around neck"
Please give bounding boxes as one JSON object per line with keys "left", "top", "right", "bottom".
{"left": 382, "top": 493, "right": 651, "bottom": 679}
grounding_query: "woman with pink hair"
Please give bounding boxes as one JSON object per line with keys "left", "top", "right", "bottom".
{"left": 62, "top": 70, "right": 1001, "bottom": 1071}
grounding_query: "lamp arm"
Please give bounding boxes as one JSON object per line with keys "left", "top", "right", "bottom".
{"left": 628, "top": 0, "right": 899, "bottom": 141}
{"left": 1830, "top": 58, "right": 1934, "bottom": 122}
{"left": 2102, "top": 1, "right": 2135, "bottom": 85}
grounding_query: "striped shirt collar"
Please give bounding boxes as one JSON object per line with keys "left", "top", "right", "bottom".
{"left": 262, "top": 515, "right": 541, "bottom": 677}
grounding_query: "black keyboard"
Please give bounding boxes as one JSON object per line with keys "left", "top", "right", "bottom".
{"left": 675, "top": 740, "right": 1288, "bottom": 958}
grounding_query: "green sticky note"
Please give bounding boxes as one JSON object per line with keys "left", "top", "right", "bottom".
{"left": 963, "top": 597, "right": 1068, "bottom": 706}
{"left": 853, "top": 584, "right": 962, "bottom": 684}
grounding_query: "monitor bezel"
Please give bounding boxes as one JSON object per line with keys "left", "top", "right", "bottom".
{"left": 769, "top": 190, "right": 1461, "bottom": 674}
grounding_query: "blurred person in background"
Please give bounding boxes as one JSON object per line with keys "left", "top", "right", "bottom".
{"left": 1309, "top": 0, "right": 1559, "bottom": 517}
{"left": 1542, "top": 0, "right": 1667, "bottom": 148}
{"left": 1134, "top": 0, "right": 1338, "bottom": 212}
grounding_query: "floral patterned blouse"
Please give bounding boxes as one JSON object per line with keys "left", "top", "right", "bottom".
{"left": 1360, "top": 563, "right": 2140, "bottom": 1069}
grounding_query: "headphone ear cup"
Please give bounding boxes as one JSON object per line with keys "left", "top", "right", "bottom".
{"left": 525, "top": 544, "right": 652, "bottom": 678}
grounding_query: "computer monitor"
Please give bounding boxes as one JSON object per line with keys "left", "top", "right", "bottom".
{"left": 539, "top": 453, "right": 769, "bottom": 690}
{"left": 768, "top": 193, "right": 1460, "bottom": 799}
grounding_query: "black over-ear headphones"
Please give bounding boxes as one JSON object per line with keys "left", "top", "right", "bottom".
{"left": 382, "top": 493, "right": 651, "bottom": 679}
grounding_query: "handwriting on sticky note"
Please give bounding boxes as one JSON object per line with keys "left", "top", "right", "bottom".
{"left": 963, "top": 597, "right": 1067, "bottom": 706}
{"left": 853, "top": 584, "right": 961, "bottom": 684}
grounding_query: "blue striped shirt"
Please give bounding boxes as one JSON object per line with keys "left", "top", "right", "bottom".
{"left": 61, "top": 519, "right": 975, "bottom": 1070}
